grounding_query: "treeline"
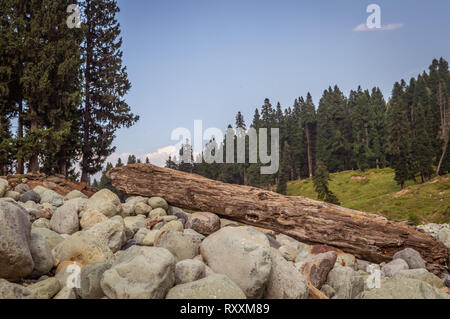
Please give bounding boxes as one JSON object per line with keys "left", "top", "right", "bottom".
{"left": 166, "top": 58, "right": 450, "bottom": 194}
{"left": 0, "top": 0, "right": 138, "bottom": 182}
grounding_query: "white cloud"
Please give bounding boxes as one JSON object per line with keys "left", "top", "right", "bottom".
{"left": 141, "top": 145, "right": 177, "bottom": 167}
{"left": 353, "top": 23, "right": 404, "bottom": 32}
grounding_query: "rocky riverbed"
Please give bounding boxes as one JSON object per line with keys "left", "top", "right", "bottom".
{"left": 0, "top": 177, "right": 449, "bottom": 299}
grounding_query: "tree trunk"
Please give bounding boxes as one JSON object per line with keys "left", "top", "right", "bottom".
{"left": 29, "top": 119, "right": 39, "bottom": 173}
{"left": 305, "top": 124, "right": 313, "bottom": 178}
{"left": 81, "top": 22, "right": 92, "bottom": 184}
{"left": 107, "top": 164, "right": 450, "bottom": 274}
{"left": 16, "top": 100, "right": 24, "bottom": 174}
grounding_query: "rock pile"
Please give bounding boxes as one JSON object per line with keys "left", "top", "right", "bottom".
{"left": 0, "top": 177, "right": 449, "bottom": 299}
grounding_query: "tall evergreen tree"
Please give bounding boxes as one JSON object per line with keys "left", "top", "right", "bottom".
{"left": 313, "top": 160, "right": 340, "bottom": 205}
{"left": 388, "top": 82, "right": 411, "bottom": 189}
{"left": 79, "top": 0, "right": 139, "bottom": 183}
{"left": 300, "top": 93, "right": 316, "bottom": 177}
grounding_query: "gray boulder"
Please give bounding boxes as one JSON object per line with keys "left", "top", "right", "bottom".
{"left": 5, "top": 190, "right": 20, "bottom": 201}
{"left": 50, "top": 201, "right": 80, "bottom": 235}
{"left": 54, "top": 287, "right": 77, "bottom": 299}
{"left": 63, "top": 190, "right": 87, "bottom": 201}
{"left": 200, "top": 226, "right": 271, "bottom": 299}
{"left": 40, "top": 189, "right": 64, "bottom": 207}
{"left": 0, "top": 178, "right": 8, "bottom": 197}
{"left": 0, "top": 201, "right": 35, "bottom": 280}
{"left": 100, "top": 246, "right": 175, "bottom": 299}
{"left": 77, "top": 262, "right": 111, "bottom": 299}
{"left": 27, "top": 277, "right": 61, "bottom": 299}
{"left": 32, "top": 227, "right": 64, "bottom": 250}
{"left": 124, "top": 215, "right": 147, "bottom": 233}
{"left": 29, "top": 230, "right": 54, "bottom": 278}
{"left": 264, "top": 248, "right": 309, "bottom": 299}
{"left": 392, "top": 269, "right": 444, "bottom": 288}
{"left": 33, "top": 218, "right": 51, "bottom": 229}
{"left": 175, "top": 259, "right": 206, "bottom": 285}
{"left": 19, "top": 190, "right": 41, "bottom": 203}
{"left": 148, "top": 197, "right": 169, "bottom": 211}
{"left": 0, "top": 279, "right": 35, "bottom": 299}
{"left": 360, "top": 276, "right": 449, "bottom": 299}
{"left": 382, "top": 258, "right": 409, "bottom": 277}
{"left": 155, "top": 230, "right": 200, "bottom": 262}
{"left": 326, "top": 266, "right": 366, "bottom": 299}
{"left": 393, "top": 248, "right": 426, "bottom": 269}
{"left": 166, "top": 274, "right": 246, "bottom": 299}
{"left": 85, "top": 219, "right": 127, "bottom": 253}
{"left": 14, "top": 183, "right": 30, "bottom": 194}
{"left": 84, "top": 189, "right": 122, "bottom": 218}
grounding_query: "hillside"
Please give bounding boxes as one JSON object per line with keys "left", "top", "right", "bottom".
{"left": 287, "top": 168, "right": 450, "bottom": 224}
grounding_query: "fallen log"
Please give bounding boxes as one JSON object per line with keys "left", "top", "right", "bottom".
{"left": 107, "top": 164, "right": 450, "bottom": 274}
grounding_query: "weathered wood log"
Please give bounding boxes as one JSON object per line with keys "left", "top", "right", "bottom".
{"left": 107, "top": 164, "right": 449, "bottom": 273}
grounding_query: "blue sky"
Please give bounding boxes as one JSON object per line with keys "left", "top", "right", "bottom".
{"left": 107, "top": 0, "right": 450, "bottom": 167}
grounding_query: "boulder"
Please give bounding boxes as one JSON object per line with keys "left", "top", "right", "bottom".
{"left": 77, "top": 262, "right": 111, "bottom": 299}
{"left": 278, "top": 245, "right": 298, "bottom": 262}
{"left": 0, "top": 178, "right": 7, "bottom": 197}
{"left": 27, "top": 277, "right": 61, "bottom": 299}
{"left": 148, "top": 197, "right": 169, "bottom": 211}
{"left": 326, "top": 266, "right": 366, "bottom": 299}
{"left": 437, "top": 228, "right": 450, "bottom": 248}
{"left": 185, "top": 212, "right": 221, "bottom": 235}
{"left": 80, "top": 210, "right": 108, "bottom": 229}
{"left": 175, "top": 259, "right": 206, "bottom": 285}
{"left": 40, "top": 189, "right": 64, "bottom": 207}
{"left": 134, "top": 202, "right": 153, "bottom": 216}
{"left": 167, "top": 206, "right": 191, "bottom": 225}
{"left": 264, "top": 248, "right": 309, "bottom": 299}
{"left": 0, "top": 279, "right": 35, "bottom": 299}
{"left": 52, "top": 231, "right": 114, "bottom": 267}
{"left": 160, "top": 220, "right": 184, "bottom": 232}
{"left": 0, "top": 201, "right": 35, "bottom": 280}
{"left": 392, "top": 269, "right": 444, "bottom": 288}
{"left": 33, "top": 186, "right": 49, "bottom": 197}
{"left": 124, "top": 215, "right": 147, "bottom": 233}
{"left": 360, "top": 277, "right": 450, "bottom": 299}
{"left": 32, "top": 227, "right": 64, "bottom": 250}
{"left": 382, "top": 258, "right": 409, "bottom": 277}
{"left": 64, "top": 190, "right": 88, "bottom": 201}
{"left": 5, "top": 190, "right": 20, "bottom": 201}
{"left": 166, "top": 274, "right": 246, "bottom": 299}
{"left": 19, "top": 190, "right": 41, "bottom": 203}
{"left": 100, "top": 246, "right": 175, "bottom": 299}
{"left": 85, "top": 219, "right": 127, "bottom": 253}
{"left": 393, "top": 248, "right": 426, "bottom": 269}
{"left": 121, "top": 202, "right": 135, "bottom": 217}
{"left": 50, "top": 201, "right": 80, "bottom": 235}
{"left": 155, "top": 230, "right": 200, "bottom": 262}
{"left": 133, "top": 228, "right": 150, "bottom": 244}
{"left": 54, "top": 287, "right": 77, "bottom": 299}
{"left": 84, "top": 189, "right": 122, "bottom": 218}
{"left": 142, "top": 230, "right": 161, "bottom": 246}
{"left": 299, "top": 251, "right": 337, "bottom": 289}
{"left": 200, "top": 226, "right": 271, "bottom": 299}
{"left": 14, "top": 183, "right": 30, "bottom": 194}
{"left": 149, "top": 207, "right": 167, "bottom": 219}
{"left": 29, "top": 230, "right": 54, "bottom": 278}
{"left": 33, "top": 218, "right": 51, "bottom": 229}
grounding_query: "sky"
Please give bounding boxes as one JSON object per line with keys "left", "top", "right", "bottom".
{"left": 106, "top": 0, "right": 450, "bottom": 168}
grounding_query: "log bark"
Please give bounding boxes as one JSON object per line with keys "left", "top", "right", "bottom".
{"left": 107, "top": 164, "right": 449, "bottom": 273}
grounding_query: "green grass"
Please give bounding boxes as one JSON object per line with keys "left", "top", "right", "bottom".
{"left": 286, "top": 168, "right": 450, "bottom": 224}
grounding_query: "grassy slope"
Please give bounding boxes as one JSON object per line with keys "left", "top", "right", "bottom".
{"left": 286, "top": 168, "right": 450, "bottom": 224}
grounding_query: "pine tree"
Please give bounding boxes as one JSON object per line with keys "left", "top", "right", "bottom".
{"left": 388, "top": 82, "right": 411, "bottom": 189}
{"left": 145, "top": 157, "right": 150, "bottom": 164}
{"left": 127, "top": 154, "right": 137, "bottom": 165}
{"left": 21, "top": 0, "right": 83, "bottom": 175}
{"left": 79, "top": 0, "right": 139, "bottom": 183}
{"left": 313, "top": 160, "right": 340, "bottom": 205}
{"left": 115, "top": 157, "right": 124, "bottom": 167}
{"left": 300, "top": 93, "right": 316, "bottom": 177}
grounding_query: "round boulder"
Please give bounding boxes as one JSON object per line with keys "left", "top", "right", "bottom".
{"left": 185, "top": 212, "right": 220, "bottom": 235}
{"left": 100, "top": 246, "right": 175, "bottom": 299}
{"left": 0, "top": 201, "right": 35, "bottom": 280}
{"left": 84, "top": 189, "right": 122, "bottom": 218}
